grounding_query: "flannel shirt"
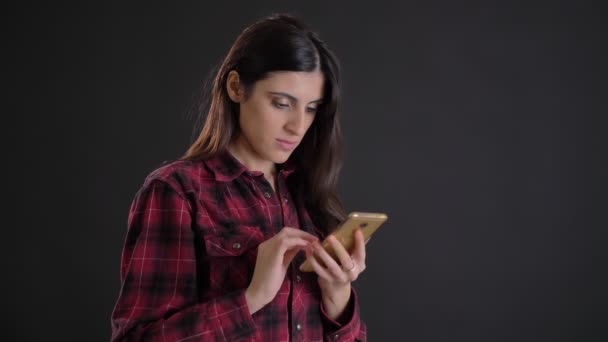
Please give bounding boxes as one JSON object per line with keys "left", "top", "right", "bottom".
{"left": 110, "top": 149, "right": 367, "bottom": 341}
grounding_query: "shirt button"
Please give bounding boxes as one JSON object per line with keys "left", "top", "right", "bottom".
{"left": 263, "top": 192, "right": 271, "bottom": 198}
{"left": 333, "top": 333, "right": 340, "bottom": 340}
{"left": 296, "top": 323, "right": 302, "bottom": 331}
{"left": 283, "top": 197, "right": 288, "bottom": 203}
{"left": 232, "top": 242, "right": 241, "bottom": 249}
{"left": 296, "top": 275, "right": 302, "bottom": 282}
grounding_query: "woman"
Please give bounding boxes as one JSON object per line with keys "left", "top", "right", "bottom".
{"left": 111, "top": 13, "right": 368, "bottom": 342}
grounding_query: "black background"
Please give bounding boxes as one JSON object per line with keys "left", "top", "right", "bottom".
{"left": 6, "top": 1, "right": 606, "bottom": 341}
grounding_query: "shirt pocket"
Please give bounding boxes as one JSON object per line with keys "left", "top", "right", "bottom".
{"left": 202, "top": 224, "right": 265, "bottom": 292}
{"left": 203, "top": 224, "right": 265, "bottom": 256}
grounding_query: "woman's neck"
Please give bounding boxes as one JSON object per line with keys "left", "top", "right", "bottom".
{"left": 227, "top": 138, "right": 277, "bottom": 186}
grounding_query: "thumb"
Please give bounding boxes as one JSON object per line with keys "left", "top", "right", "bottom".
{"left": 283, "top": 246, "right": 305, "bottom": 267}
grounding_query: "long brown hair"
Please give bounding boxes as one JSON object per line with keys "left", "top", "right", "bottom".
{"left": 181, "top": 13, "right": 346, "bottom": 234}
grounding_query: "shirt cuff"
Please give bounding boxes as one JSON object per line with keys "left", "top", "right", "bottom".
{"left": 210, "top": 289, "right": 257, "bottom": 341}
{"left": 320, "top": 287, "right": 366, "bottom": 342}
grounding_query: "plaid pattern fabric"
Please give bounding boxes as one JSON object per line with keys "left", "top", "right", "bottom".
{"left": 110, "top": 149, "right": 367, "bottom": 341}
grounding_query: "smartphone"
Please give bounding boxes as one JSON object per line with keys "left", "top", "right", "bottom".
{"left": 299, "top": 212, "right": 387, "bottom": 272}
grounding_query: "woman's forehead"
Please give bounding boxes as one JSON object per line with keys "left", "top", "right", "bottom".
{"left": 257, "top": 70, "right": 324, "bottom": 101}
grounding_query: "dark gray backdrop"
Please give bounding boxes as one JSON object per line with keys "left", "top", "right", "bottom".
{"left": 6, "top": 1, "right": 606, "bottom": 341}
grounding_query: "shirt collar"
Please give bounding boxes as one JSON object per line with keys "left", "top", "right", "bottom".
{"left": 206, "top": 149, "right": 296, "bottom": 182}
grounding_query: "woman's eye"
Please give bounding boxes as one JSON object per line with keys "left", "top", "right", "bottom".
{"left": 273, "top": 102, "right": 289, "bottom": 109}
{"left": 306, "top": 107, "right": 318, "bottom": 113}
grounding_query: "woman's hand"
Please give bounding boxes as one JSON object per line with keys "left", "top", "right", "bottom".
{"left": 245, "top": 227, "right": 318, "bottom": 314}
{"left": 299, "top": 228, "right": 367, "bottom": 321}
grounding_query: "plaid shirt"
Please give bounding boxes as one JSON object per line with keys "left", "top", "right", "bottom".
{"left": 110, "top": 149, "right": 367, "bottom": 341}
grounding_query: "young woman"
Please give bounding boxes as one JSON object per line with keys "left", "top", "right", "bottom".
{"left": 111, "top": 13, "right": 368, "bottom": 342}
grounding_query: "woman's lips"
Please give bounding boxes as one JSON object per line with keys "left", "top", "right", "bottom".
{"left": 276, "top": 138, "right": 297, "bottom": 151}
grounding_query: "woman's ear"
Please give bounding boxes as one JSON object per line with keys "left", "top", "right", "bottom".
{"left": 226, "top": 70, "right": 243, "bottom": 102}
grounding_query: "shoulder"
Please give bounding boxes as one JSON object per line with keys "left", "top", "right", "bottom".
{"left": 139, "top": 159, "right": 216, "bottom": 197}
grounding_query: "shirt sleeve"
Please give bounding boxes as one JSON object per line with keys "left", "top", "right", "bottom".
{"left": 320, "top": 287, "right": 368, "bottom": 342}
{"left": 110, "top": 179, "right": 257, "bottom": 341}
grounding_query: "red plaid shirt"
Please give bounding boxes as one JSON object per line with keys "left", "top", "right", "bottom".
{"left": 110, "top": 149, "right": 367, "bottom": 341}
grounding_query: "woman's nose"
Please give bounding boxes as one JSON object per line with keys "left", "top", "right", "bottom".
{"left": 286, "top": 110, "right": 307, "bottom": 135}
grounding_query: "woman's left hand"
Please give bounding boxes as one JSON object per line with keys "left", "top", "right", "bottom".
{"left": 300, "top": 228, "right": 367, "bottom": 321}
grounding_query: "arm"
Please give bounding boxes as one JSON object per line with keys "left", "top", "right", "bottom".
{"left": 320, "top": 286, "right": 367, "bottom": 342}
{"left": 110, "top": 179, "right": 257, "bottom": 341}
{"left": 302, "top": 233, "right": 369, "bottom": 342}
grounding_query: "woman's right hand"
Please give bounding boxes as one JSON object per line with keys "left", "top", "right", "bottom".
{"left": 245, "top": 227, "right": 318, "bottom": 314}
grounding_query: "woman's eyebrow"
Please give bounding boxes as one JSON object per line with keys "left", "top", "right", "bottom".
{"left": 267, "top": 91, "right": 323, "bottom": 104}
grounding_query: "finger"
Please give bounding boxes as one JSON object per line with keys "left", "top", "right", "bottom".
{"left": 304, "top": 248, "right": 333, "bottom": 281}
{"left": 311, "top": 241, "right": 348, "bottom": 282}
{"left": 326, "top": 235, "right": 355, "bottom": 271}
{"left": 352, "top": 228, "right": 366, "bottom": 265}
{"left": 327, "top": 235, "right": 360, "bottom": 281}
{"left": 284, "top": 247, "right": 305, "bottom": 266}
{"left": 279, "top": 237, "right": 314, "bottom": 253}
{"left": 280, "top": 237, "right": 313, "bottom": 266}
{"left": 280, "top": 227, "right": 319, "bottom": 242}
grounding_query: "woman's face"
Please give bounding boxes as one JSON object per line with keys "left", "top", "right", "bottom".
{"left": 227, "top": 70, "right": 325, "bottom": 167}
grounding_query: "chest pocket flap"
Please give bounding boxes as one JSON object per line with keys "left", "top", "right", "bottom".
{"left": 203, "top": 224, "right": 265, "bottom": 257}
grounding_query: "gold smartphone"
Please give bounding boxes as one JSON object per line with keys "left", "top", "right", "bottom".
{"left": 299, "top": 212, "right": 388, "bottom": 272}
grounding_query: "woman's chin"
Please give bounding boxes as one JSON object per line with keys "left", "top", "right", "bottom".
{"left": 272, "top": 153, "right": 291, "bottom": 164}
{"left": 267, "top": 149, "right": 292, "bottom": 164}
